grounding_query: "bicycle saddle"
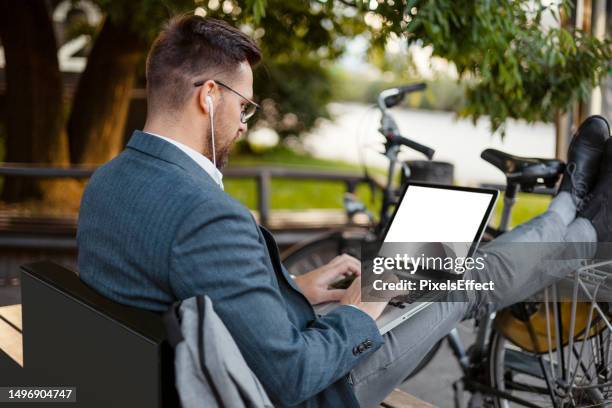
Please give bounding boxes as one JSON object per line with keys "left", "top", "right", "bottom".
{"left": 481, "top": 148, "right": 565, "bottom": 190}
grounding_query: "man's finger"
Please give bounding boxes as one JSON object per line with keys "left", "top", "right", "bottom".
{"left": 345, "top": 257, "right": 361, "bottom": 276}
{"left": 325, "top": 261, "right": 360, "bottom": 280}
{"left": 340, "top": 258, "right": 361, "bottom": 276}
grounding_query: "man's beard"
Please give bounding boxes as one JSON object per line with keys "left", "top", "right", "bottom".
{"left": 215, "top": 143, "right": 232, "bottom": 169}
{"left": 205, "top": 125, "right": 233, "bottom": 169}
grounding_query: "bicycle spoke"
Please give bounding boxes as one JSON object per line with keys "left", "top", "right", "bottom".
{"left": 545, "top": 288, "right": 559, "bottom": 386}
{"left": 568, "top": 302, "right": 596, "bottom": 391}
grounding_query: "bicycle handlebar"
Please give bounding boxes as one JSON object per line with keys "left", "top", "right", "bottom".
{"left": 378, "top": 82, "right": 427, "bottom": 110}
{"left": 378, "top": 103, "right": 435, "bottom": 160}
{"left": 398, "top": 83, "right": 427, "bottom": 95}
{"left": 386, "top": 135, "right": 435, "bottom": 160}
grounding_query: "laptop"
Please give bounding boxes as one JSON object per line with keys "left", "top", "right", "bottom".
{"left": 315, "top": 182, "right": 498, "bottom": 334}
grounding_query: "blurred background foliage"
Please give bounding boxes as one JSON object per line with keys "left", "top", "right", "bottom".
{"left": 402, "top": 0, "right": 611, "bottom": 134}
{"left": 209, "top": 0, "right": 611, "bottom": 139}
{"left": 0, "top": 0, "right": 609, "bottom": 208}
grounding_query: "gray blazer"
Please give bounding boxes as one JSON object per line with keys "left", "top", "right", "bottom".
{"left": 77, "top": 130, "right": 384, "bottom": 407}
{"left": 164, "top": 295, "right": 273, "bottom": 408}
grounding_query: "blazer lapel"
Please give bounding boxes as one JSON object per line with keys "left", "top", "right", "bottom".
{"left": 258, "top": 225, "right": 306, "bottom": 295}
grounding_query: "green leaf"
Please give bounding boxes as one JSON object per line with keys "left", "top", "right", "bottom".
{"left": 247, "top": 0, "right": 267, "bottom": 23}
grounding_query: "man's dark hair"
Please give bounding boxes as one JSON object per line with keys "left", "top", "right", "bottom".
{"left": 145, "top": 15, "right": 261, "bottom": 115}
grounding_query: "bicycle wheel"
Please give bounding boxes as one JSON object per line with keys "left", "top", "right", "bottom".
{"left": 489, "top": 321, "right": 559, "bottom": 407}
{"left": 489, "top": 266, "right": 612, "bottom": 407}
{"left": 282, "top": 228, "right": 368, "bottom": 275}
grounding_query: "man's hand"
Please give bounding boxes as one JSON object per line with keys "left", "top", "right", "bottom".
{"left": 293, "top": 254, "right": 361, "bottom": 305}
{"left": 340, "top": 276, "right": 388, "bottom": 321}
{"left": 293, "top": 254, "right": 389, "bottom": 321}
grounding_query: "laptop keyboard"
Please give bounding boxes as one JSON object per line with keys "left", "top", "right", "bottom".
{"left": 390, "top": 290, "right": 429, "bottom": 306}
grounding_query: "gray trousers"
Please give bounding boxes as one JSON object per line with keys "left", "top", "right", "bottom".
{"left": 351, "top": 205, "right": 597, "bottom": 408}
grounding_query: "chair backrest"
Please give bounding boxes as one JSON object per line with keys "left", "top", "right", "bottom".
{"left": 20, "top": 261, "right": 179, "bottom": 408}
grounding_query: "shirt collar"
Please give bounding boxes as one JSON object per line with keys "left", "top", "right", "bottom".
{"left": 145, "top": 131, "right": 224, "bottom": 190}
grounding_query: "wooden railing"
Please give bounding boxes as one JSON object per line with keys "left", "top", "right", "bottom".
{"left": 0, "top": 163, "right": 383, "bottom": 229}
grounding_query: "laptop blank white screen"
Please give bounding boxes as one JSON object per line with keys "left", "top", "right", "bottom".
{"left": 383, "top": 185, "right": 495, "bottom": 258}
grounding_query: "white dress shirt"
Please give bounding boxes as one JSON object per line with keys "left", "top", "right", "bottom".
{"left": 146, "top": 131, "right": 224, "bottom": 190}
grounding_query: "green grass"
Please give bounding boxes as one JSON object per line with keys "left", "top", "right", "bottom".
{"left": 227, "top": 145, "right": 381, "bottom": 210}
{"left": 231, "top": 143, "right": 368, "bottom": 171}
{"left": 225, "top": 178, "right": 379, "bottom": 210}
{"left": 227, "top": 145, "right": 551, "bottom": 226}
{"left": 490, "top": 192, "right": 551, "bottom": 229}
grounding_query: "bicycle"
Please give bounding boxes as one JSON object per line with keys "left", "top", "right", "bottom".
{"left": 446, "top": 149, "right": 563, "bottom": 408}
{"left": 459, "top": 151, "right": 612, "bottom": 408}
{"left": 280, "top": 84, "right": 562, "bottom": 383}
{"left": 281, "top": 85, "right": 612, "bottom": 406}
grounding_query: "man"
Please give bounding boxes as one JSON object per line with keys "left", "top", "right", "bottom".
{"left": 77, "top": 15, "right": 610, "bottom": 407}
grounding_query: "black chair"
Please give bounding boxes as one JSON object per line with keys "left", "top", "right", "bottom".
{"left": 14, "top": 261, "right": 179, "bottom": 408}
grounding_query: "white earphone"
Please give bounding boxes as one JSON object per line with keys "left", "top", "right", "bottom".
{"left": 206, "top": 95, "right": 216, "bottom": 167}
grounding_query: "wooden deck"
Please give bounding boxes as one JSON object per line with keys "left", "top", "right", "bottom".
{"left": 0, "top": 304, "right": 434, "bottom": 407}
{"left": 0, "top": 304, "right": 22, "bottom": 367}
{"left": 382, "top": 389, "right": 436, "bottom": 408}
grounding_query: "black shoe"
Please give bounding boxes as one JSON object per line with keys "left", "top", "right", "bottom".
{"left": 579, "top": 137, "right": 612, "bottom": 242}
{"left": 558, "top": 115, "right": 610, "bottom": 207}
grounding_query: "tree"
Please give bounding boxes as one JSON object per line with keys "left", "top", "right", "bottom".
{"left": 0, "top": 1, "right": 70, "bottom": 203}
{"left": 0, "top": 0, "right": 164, "bottom": 207}
{"left": 67, "top": 0, "right": 194, "bottom": 166}
{"left": 0, "top": 0, "right": 362, "bottom": 207}
{"left": 325, "top": 0, "right": 611, "bottom": 135}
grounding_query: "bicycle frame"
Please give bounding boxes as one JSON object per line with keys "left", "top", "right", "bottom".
{"left": 448, "top": 180, "right": 556, "bottom": 408}
{"left": 350, "top": 104, "right": 433, "bottom": 240}
{"left": 377, "top": 142, "right": 410, "bottom": 238}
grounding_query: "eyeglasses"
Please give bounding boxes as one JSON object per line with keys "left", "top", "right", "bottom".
{"left": 193, "top": 79, "right": 260, "bottom": 124}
